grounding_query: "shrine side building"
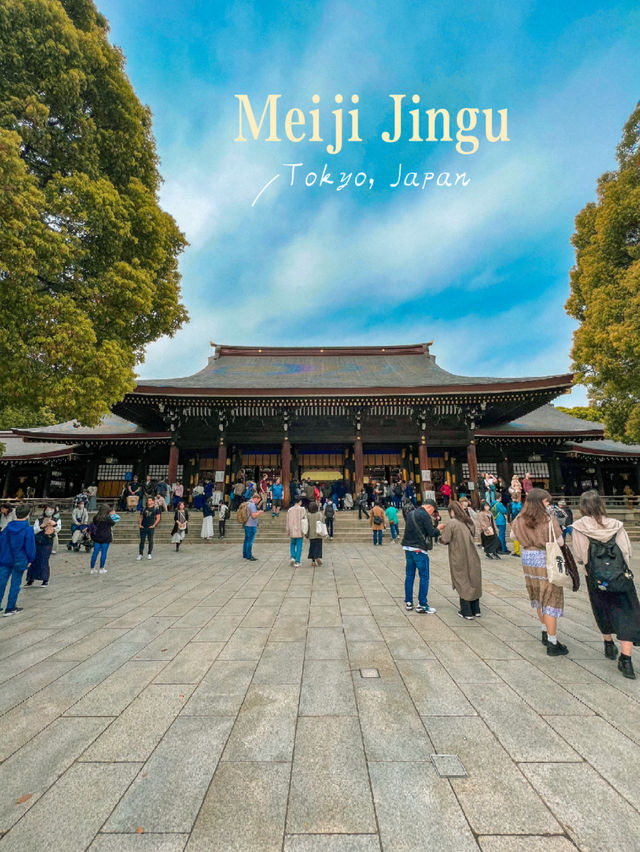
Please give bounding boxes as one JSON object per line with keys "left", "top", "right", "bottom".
{"left": 2, "top": 343, "right": 640, "bottom": 503}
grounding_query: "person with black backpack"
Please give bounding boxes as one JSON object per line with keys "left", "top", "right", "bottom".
{"left": 401, "top": 498, "right": 443, "bottom": 613}
{"left": 323, "top": 499, "right": 336, "bottom": 539}
{"left": 571, "top": 490, "right": 639, "bottom": 680}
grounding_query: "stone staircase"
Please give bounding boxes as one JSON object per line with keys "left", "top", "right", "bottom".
{"left": 56, "top": 507, "right": 390, "bottom": 546}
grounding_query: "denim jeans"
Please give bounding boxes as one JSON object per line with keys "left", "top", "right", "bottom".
{"left": 290, "top": 537, "right": 303, "bottom": 562}
{"left": 404, "top": 550, "right": 430, "bottom": 607}
{"left": 243, "top": 525, "right": 257, "bottom": 558}
{"left": 372, "top": 529, "right": 382, "bottom": 545}
{"left": 389, "top": 522, "right": 399, "bottom": 540}
{"left": 325, "top": 517, "right": 334, "bottom": 538}
{"left": 0, "top": 561, "right": 27, "bottom": 610}
{"left": 90, "top": 542, "right": 109, "bottom": 569}
{"left": 139, "top": 527, "right": 155, "bottom": 555}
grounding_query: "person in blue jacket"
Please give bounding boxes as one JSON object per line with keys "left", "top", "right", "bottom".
{"left": 0, "top": 503, "right": 36, "bottom": 616}
{"left": 491, "top": 496, "right": 510, "bottom": 553}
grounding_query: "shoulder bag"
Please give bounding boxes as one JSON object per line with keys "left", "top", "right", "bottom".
{"left": 546, "top": 519, "right": 573, "bottom": 589}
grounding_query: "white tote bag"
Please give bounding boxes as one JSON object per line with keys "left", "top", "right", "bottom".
{"left": 301, "top": 513, "right": 309, "bottom": 536}
{"left": 316, "top": 520, "right": 328, "bottom": 538}
{"left": 546, "top": 519, "right": 572, "bottom": 589}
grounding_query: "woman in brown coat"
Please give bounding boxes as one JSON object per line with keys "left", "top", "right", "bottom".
{"left": 369, "top": 501, "right": 386, "bottom": 546}
{"left": 477, "top": 501, "right": 501, "bottom": 558}
{"left": 511, "top": 488, "right": 567, "bottom": 656}
{"left": 439, "top": 501, "right": 482, "bottom": 619}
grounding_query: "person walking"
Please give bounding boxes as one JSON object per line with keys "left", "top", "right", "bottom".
{"left": 26, "top": 518, "right": 56, "bottom": 587}
{"left": 0, "top": 503, "right": 36, "bottom": 615}
{"left": 171, "top": 502, "right": 189, "bottom": 552}
{"left": 241, "top": 493, "right": 263, "bottom": 560}
{"left": 357, "top": 489, "right": 370, "bottom": 520}
{"left": 125, "top": 475, "right": 142, "bottom": 511}
{"left": 88, "top": 504, "right": 119, "bottom": 574}
{"left": 218, "top": 501, "right": 229, "bottom": 539}
{"left": 305, "top": 501, "right": 323, "bottom": 567}
{"left": 171, "top": 479, "right": 184, "bottom": 510}
{"left": 201, "top": 496, "right": 215, "bottom": 540}
{"left": 86, "top": 483, "right": 98, "bottom": 512}
{"left": 522, "top": 472, "right": 533, "bottom": 499}
{"left": 511, "top": 488, "right": 568, "bottom": 656}
{"left": 323, "top": 498, "right": 336, "bottom": 539}
{"left": 271, "top": 477, "right": 283, "bottom": 517}
{"left": 138, "top": 496, "right": 160, "bottom": 560}
{"left": 401, "top": 498, "right": 442, "bottom": 614}
{"left": 491, "top": 495, "right": 510, "bottom": 553}
{"left": 385, "top": 501, "right": 400, "bottom": 542}
{"left": 286, "top": 495, "right": 307, "bottom": 567}
{"left": 478, "top": 501, "right": 501, "bottom": 559}
{"left": 571, "top": 490, "right": 640, "bottom": 679}
{"left": 558, "top": 499, "right": 573, "bottom": 542}
{"left": 439, "top": 481, "right": 452, "bottom": 507}
{"left": 370, "top": 501, "right": 386, "bottom": 545}
{"left": 509, "top": 474, "right": 523, "bottom": 504}
{"left": 439, "top": 500, "right": 482, "bottom": 619}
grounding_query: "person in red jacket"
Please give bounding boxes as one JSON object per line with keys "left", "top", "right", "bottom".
{"left": 439, "top": 481, "right": 452, "bottom": 507}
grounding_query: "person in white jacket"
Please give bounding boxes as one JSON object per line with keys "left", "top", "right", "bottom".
{"left": 571, "top": 490, "right": 639, "bottom": 680}
{"left": 285, "top": 496, "right": 307, "bottom": 567}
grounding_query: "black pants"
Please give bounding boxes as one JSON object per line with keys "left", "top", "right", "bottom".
{"left": 326, "top": 517, "right": 334, "bottom": 537}
{"left": 358, "top": 505, "right": 369, "bottom": 519}
{"left": 219, "top": 519, "right": 226, "bottom": 538}
{"left": 460, "top": 598, "right": 481, "bottom": 617}
{"left": 139, "top": 527, "right": 155, "bottom": 555}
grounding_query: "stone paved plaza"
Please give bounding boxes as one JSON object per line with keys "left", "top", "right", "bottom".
{"left": 1, "top": 534, "right": 639, "bottom": 851}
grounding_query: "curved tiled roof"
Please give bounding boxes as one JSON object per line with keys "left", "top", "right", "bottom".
{"left": 135, "top": 344, "right": 572, "bottom": 394}
{"left": 13, "top": 414, "right": 169, "bottom": 443}
{"left": 0, "top": 434, "right": 76, "bottom": 461}
{"left": 476, "top": 405, "right": 604, "bottom": 437}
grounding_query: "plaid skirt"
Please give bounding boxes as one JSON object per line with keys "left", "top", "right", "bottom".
{"left": 521, "top": 549, "right": 564, "bottom": 618}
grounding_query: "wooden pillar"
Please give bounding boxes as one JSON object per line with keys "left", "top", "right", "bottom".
{"left": 354, "top": 437, "right": 363, "bottom": 493}
{"left": 216, "top": 438, "right": 227, "bottom": 473}
{"left": 467, "top": 441, "right": 480, "bottom": 508}
{"left": 418, "top": 435, "right": 430, "bottom": 500}
{"left": 41, "top": 465, "right": 52, "bottom": 499}
{"left": 168, "top": 442, "right": 179, "bottom": 485}
{"left": 1, "top": 466, "right": 11, "bottom": 498}
{"left": 281, "top": 439, "right": 291, "bottom": 508}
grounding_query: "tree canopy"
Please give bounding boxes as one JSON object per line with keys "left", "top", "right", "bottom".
{"left": 566, "top": 102, "right": 640, "bottom": 443}
{"left": 554, "top": 405, "right": 603, "bottom": 424}
{"left": 0, "top": 0, "right": 187, "bottom": 429}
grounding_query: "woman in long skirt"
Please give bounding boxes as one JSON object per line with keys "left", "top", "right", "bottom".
{"left": 511, "top": 488, "right": 567, "bottom": 656}
{"left": 439, "top": 501, "right": 482, "bottom": 619}
{"left": 477, "top": 502, "right": 501, "bottom": 559}
{"left": 305, "top": 501, "right": 323, "bottom": 567}
{"left": 201, "top": 498, "right": 214, "bottom": 540}
{"left": 571, "top": 490, "right": 640, "bottom": 679}
{"left": 172, "top": 502, "right": 189, "bottom": 551}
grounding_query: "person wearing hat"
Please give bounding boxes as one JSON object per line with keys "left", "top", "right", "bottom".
{"left": 401, "top": 498, "right": 444, "bottom": 614}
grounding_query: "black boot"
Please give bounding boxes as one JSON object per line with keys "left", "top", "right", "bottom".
{"left": 604, "top": 640, "right": 618, "bottom": 660}
{"left": 618, "top": 654, "right": 636, "bottom": 679}
{"left": 547, "top": 639, "right": 569, "bottom": 656}
{"left": 541, "top": 630, "right": 548, "bottom": 646}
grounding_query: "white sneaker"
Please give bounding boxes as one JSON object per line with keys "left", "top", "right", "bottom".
{"left": 137, "top": 555, "right": 143, "bottom": 561}
{"left": 90, "top": 569, "right": 96, "bottom": 574}
{"left": 294, "top": 562, "right": 301, "bottom": 567}
{"left": 148, "top": 554, "right": 152, "bottom": 560}
{"left": 290, "top": 558, "right": 295, "bottom": 566}
{"left": 98, "top": 568, "right": 107, "bottom": 574}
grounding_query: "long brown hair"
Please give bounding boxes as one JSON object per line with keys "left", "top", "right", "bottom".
{"left": 518, "top": 487, "right": 551, "bottom": 529}
{"left": 449, "top": 500, "right": 475, "bottom": 533}
{"left": 579, "top": 489, "right": 606, "bottom": 527}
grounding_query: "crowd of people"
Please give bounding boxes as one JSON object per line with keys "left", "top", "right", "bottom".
{"left": 1, "top": 470, "right": 638, "bottom": 682}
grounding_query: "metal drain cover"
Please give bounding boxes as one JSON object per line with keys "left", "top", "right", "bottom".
{"left": 359, "top": 668, "right": 380, "bottom": 678}
{"left": 431, "top": 754, "right": 467, "bottom": 777}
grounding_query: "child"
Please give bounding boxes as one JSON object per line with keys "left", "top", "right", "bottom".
{"left": 26, "top": 518, "right": 56, "bottom": 586}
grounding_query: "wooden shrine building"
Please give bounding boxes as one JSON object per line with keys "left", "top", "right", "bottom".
{"left": 2, "top": 343, "right": 640, "bottom": 503}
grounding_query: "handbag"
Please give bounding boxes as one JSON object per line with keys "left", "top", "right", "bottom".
{"left": 301, "top": 515, "right": 309, "bottom": 536}
{"left": 546, "top": 519, "right": 573, "bottom": 589}
{"left": 316, "top": 520, "right": 328, "bottom": 537}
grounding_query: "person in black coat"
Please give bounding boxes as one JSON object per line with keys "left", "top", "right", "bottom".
{"left": 401, "top": 499, "right": 443, "bottom": 614}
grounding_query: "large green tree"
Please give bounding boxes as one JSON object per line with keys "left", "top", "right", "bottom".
{"left": 0, "top": 0, "right": 187, "bottom": 429}
{"left": 566, "top": 102, "right": 640, "bottom": 443}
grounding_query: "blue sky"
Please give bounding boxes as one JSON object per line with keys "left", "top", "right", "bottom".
{"left": 99, "top": 0, "right": 640, "bottom": 404}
